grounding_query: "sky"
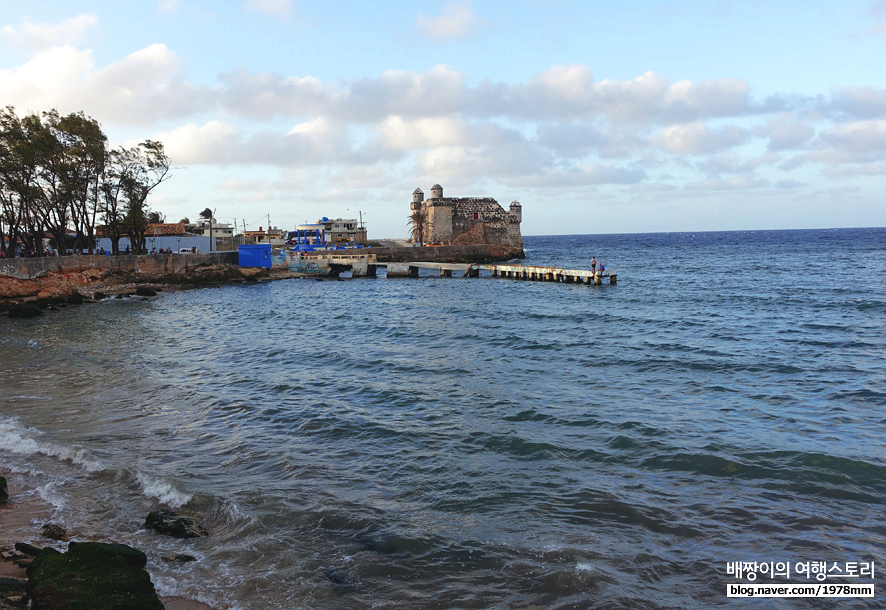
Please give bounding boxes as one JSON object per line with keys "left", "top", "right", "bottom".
{"left": 2, "top": 1, "right": 885, "bottom": 237}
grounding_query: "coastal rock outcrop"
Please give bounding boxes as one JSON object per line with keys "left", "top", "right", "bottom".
{"left": 6, "top": 303, "right": 42, "bottom": 318}
{"left": 25, "top": 542, "right": 164, "bottom": 610}
{"left": 144, "top": 509, "right": 208, "bottom": 539}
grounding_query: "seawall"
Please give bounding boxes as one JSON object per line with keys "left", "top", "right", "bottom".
{"left": 0, "top": 252, "right": 239, "bottom": 281}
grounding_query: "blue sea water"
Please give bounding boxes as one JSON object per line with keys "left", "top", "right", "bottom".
{"left": 1, "top": 228, "right": 885, "bottom": 609}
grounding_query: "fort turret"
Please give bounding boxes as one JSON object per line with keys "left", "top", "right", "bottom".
{"left": 411, "top": 188, "right": 424, "bottom": 211}
{"left": 509, "top": 200, "right": 522, "bottom": 223}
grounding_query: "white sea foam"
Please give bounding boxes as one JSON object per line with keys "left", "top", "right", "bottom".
{"left": 0, "top": 417, "right": 42, "bottom": 454}
{"left": 0, "top": 416, "right": 105, "bottom": 472}
{"left": 136, "top": 473, "right": 193, "bottom": 508}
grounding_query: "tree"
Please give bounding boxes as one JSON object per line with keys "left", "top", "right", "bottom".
{"left": 408, "top": 207, "right": 429, "bottom": 245}
{"left": 102, "top": 140, "right": 171, "bottom": 255}
{"left": 0, "top": 107, "right": 170, "bottom": 257}
{"left": 51, "top": 111, "right": 107, "bottom": 254}
{"left": 199, "top": 208, "right": 212, "bottom": 220}
{"left": 0, "top": 107, "right": 46, "bottom": 256}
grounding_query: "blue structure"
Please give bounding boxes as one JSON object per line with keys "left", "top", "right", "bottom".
{"left": 287, "top": 223, "right": 325, "bottom": 249}
{"left": 238, "top": 244, "right": 272, "bottom": 268}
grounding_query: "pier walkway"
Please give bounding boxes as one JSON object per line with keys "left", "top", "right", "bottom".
{"left": 384, "top": 262, "right": 615, "bottom": 284}
{"left": 279, "top": 252, "right": 616, "bottom": 284}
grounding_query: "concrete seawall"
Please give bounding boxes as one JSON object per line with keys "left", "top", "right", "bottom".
{"left": 0, "top": 252, "right": 239, "bottom": 281}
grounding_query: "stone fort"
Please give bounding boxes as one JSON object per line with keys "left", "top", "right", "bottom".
{"left": 411, "top": 184, "right": 523, "bottom": 248}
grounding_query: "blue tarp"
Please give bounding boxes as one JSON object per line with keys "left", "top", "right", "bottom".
{"left": 238, "top": 244, "right": 272, "bottom": 268}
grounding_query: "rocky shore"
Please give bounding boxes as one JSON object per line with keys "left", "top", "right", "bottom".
{"left": 0, "top": 477, "right": 215, "bottom": 610}
{"left": 0, "top": 261, "right": 303, "bottom": 317}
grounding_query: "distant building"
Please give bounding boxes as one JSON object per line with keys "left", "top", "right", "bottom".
{"left": 318, "top": 217, "right": 367, "bottom": 245}
{"left": 189, "top": 219, "right": 235, "bottom": 239}
{"left": 244, "top": 226, "right": 285, "bottom": 246}
{"left": 411, "top": 184, "right": 522, "bottom": 248}
{"left": 286, "top": 217, "right": 367, "bottom": 247}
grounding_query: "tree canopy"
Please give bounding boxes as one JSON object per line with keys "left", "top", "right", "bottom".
{"left": 0, "top": 106, "right": 171, "bottom": 257}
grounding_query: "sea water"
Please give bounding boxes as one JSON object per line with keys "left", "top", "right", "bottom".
{"left": 1, "top": 228, "right": 885, "bottom": 609}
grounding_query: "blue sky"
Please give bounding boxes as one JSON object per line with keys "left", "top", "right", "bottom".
{"left": 2, "top": 1, "right": 885, "bottom": 236}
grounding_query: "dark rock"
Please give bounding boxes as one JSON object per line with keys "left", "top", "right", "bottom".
{"left": 114, "top": 295, "right": 124, "bottom": 299}
{"left": 66, "top": 291, "right": 84, "bottom": 305}
{"left": 135, "top": 287, "right": 157, "bottom": 297}
{"left": 14, "top": 543, "right": 41, "bottom": 557}
{"left": 161, "top": 554, "right": 196, "bottom": 564}
{"left": 92, "top": 292, "right": 108, "bottom": 300}
{"left": 39, "top": 524, "right": 68, "bottom": 541}
{"left": 144, "top": 509, "right": 208, "bottom": 539}
{"left": 322, "top": 568, "right": 352, "bottom": 586}
{"left": 26, "top": 542, "right": 163, "bottom": 610}
{"left": 6, "top": 303, "right": 41, "bottom": 318}
{"left": 0, "top": 476, "right": 7, "bottom": 502}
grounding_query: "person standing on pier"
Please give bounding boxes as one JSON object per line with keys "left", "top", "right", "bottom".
{"left": 591, "top": 256, "right": 597, "bottom": 273}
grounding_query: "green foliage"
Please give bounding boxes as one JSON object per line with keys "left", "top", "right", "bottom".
{"left": 408, "top": 206, "right": 429, "bottom": 244}
{"left": 0, "top": 106, "right": 171, "bottom": 257}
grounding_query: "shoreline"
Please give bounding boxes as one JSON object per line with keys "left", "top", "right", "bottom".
{"left": 0, "top": 476, "right": 215, "bottom": 610}
{"left": 0, "top": 263, "right": 302, "bottom": 312}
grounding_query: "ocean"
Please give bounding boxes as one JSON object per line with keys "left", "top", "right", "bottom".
{"left": 1, "top": 228, "right": 885, "bottom": 609}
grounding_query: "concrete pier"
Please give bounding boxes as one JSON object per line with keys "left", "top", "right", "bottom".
{"left": 472, "top": 264, "right": 616, "bottom": 285}
{"left": 280, "top": 252, "right": 617, "bottom": 285}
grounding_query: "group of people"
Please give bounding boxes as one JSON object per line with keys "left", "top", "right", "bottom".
{"left": 590, "top": 256, "right": 605, "bottom": 275}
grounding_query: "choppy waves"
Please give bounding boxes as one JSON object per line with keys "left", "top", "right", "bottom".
{"left": 2, "top": 228, "right": 885, "bottom": 609}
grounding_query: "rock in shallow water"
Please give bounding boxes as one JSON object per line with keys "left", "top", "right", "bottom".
{"left": 26, "top": 542, "right": 164, "bottom": 610}
{"left": 144, "top": 509, "right": 208, "bottom": 539}
{"left": 6, "top": 303, "right": 41, "bottom": 318}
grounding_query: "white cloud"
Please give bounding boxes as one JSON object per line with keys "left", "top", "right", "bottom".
{"left": 817, "top": 119, "right": 886, "bottom": 154}
{"left": 0, "top": 46, "right": 96, "bottom": 113}
{"left": 154, "top": 119, "right": 399, "bottom": 168}
{"left": 218, "top": 69, "right": 331, "bottom": 119}
{"left": 81, "top": 43, "right": 209, "bottom": 124}
{"left": 775, "top": 179, "right": 806, "bottom": 189}
{"left": 1, "top": 13, "right": 98, "bottom": 52}
{"left": 378, "top": 116, "right": 467, "bottom": 149}
{"left": 755, "top": 114, "right": 815, "bottom": 150}
{"left": 0, "top": 43, "right": 209, "bottom": 125}
{"left": 832, "top": 86, "right": 886, "bottom": 119}
{"left": 157, "top": 121, "right": 242, "bottom": 164}
{"left": 663, "top": 78, "right": 750, "bottom": 119}
{"left": 244, "top": 0, "right": 293, "bottom": 19}
{"left": 158, "top": 0, "right": 181, "bottom": 13}
{"left": 416, "top": 1, "right": 489, "bottom": 42}
{"left": 653, "top": 122, "right": 747, "bottom": 154}
{"left": 685, "top": 174, "right": 770, "bottom": 191}
{"left": 696, "top": 151, "right": 780, "bottom": 174}
{"left": 336, "top": 65, "right": 467, "bottom": 122}
{"left": 780, "top": 119, "right": 886, "bottom": 169}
